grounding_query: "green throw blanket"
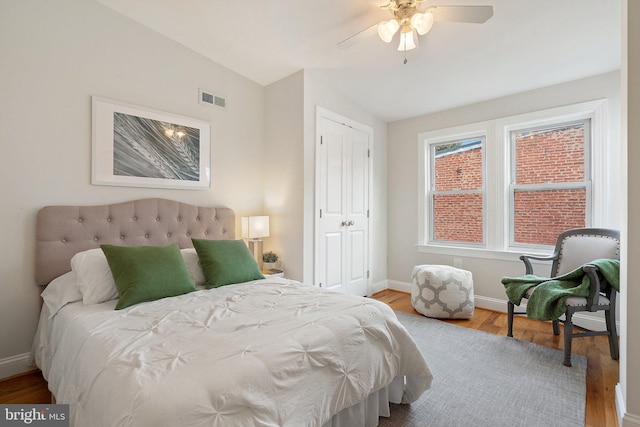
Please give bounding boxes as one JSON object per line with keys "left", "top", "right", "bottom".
{"left": 501, "top": 258, "right": 619, "bottom": 321}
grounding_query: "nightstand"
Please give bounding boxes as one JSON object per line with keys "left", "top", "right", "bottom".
{"left": 262, "top": 268, "right": 284, "bottom": 278}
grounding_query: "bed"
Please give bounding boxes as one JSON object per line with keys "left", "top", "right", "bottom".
{"left": 31, "top": 198, "right": 432, "bottom": 427}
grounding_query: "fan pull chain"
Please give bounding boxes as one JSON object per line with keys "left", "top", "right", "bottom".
{"left": 402, "top": 37, "right": 407, "bottom": 64}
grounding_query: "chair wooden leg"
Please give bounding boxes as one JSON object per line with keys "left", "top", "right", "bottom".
{"left": 605, "top": 308, "right": 620, "bottom": 360}
{"left": 563, "top": 310, "right": 574, "bottom": 367}
{"left": 552, "top": 319, "right": 560, "bottom": 336}
{"left": 507, "top": 301, "right": 515, "bottom": 337}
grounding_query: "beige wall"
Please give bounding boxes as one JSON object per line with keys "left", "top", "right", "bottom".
{"left": 1, "top": 0, "right": 387, "bottom": 378}
{"left": 263, "top": 71, "right": 305, "bottom": 281}
{"left": 303, "top": 71, "right": 388, "bottom": 289}
{"left": 621, "top": 1, "right": 640, "bottom": 424}
{"left": 3, "top": 3, "right": 637, "bottom": 421}
{"left": 0, "top": 0, "right": 265, "bottom": 371}
{"left": 387, "top": 67, "right": 640, "bottom": 422}
{"left": 264, "top": 70, "right": 388, "bottom": 289}
{"left": 387, "top": 71, "right": 621, "bottom": 309}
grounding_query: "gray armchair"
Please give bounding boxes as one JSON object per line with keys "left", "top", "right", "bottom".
{"left": 507, "top": 228, "right": 620, "bottom": 366}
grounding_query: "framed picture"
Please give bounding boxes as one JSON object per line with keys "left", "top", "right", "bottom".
{"left": 92, "top": 96, "right": 211, "bottom": 189}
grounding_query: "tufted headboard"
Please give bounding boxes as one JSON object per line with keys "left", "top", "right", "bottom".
{"left": 35, "top": 198, "right": 235, "bottom": 286}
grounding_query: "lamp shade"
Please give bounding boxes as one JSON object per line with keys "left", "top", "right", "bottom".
{"left": 411, "top": 11, "right": 434, "bottom": 35}
{"left": 397, "top": 26, "right": 417, "bottom": 51}
{"left": 377, "top": 19, "right": 400, "bottom": 43}
{"left": 241, "top": 216, "right": 270, "bottom": 239}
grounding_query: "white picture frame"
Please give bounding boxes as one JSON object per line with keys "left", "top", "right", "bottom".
{"left": 92, "top": 96, "right": 211, "bottom": 190}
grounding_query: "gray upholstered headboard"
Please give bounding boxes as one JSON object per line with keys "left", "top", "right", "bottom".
{"left": 35, "top": 198, "right": 235, "bottom": 286}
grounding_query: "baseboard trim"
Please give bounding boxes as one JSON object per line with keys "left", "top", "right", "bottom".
{"left": 616, "top": 384, "right": 640, "bottom": 427}
{"left": 623, "top": 416, "right": 640, "bottom": 427}
{"left": 474, "top": 295, "right": 508, "bottom": 312}
{"left": 616, "top": 383, "right": 626, "bottom": 427}
{"left": 384, "top": 280, "right": 618, "bottom": 332}
{"left": 623, "top": 413, "right": 640, "bottom": 426}
{"left": 623, "top": 413, "right": 640, "bottom": 427}
{"left": 387, "top": 280, "right": 411, "bottom": 293}
{"left": 370, "top": 280, "right": 388, "bottom": 296}
{"left": 0, "top": 353, "right": 32, "bottom": 380}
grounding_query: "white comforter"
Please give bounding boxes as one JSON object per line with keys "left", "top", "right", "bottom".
{"left": 34, "top": 279, "right": 432, "bottom": 427}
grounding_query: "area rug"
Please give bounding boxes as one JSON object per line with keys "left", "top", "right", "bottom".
{"left": 380, "top": 312, "right": 587, "bottom": 427}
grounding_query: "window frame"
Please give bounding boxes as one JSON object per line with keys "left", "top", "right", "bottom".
{"left": 417, "top": 99, "right": 609, "bottom": 259}
{"left": 507, "top": 118, "right": 593, "bottom": 250}
{"left": 418, "top": 124, "right": 491, "bottom": 250}
{"left": 427, "top": 136, "right": 487, "bottom": 247}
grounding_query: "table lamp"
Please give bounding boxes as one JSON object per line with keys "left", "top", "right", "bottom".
{"left": 241, "top": 216, "right": 269, "bottom": 269}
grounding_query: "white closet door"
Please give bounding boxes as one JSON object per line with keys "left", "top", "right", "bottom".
{"left": 316, "top": 113, "right": 370, "bottom": 296}
{"left": 318, "top": 118, "right": 346, "bottom": 292}
{"left": 345, "top": 127, "right": 369, "bottom": 296}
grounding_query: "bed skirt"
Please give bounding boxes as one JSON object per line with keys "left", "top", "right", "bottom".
{"left": 322, "top": 376, "right": 405, "bottom": 427}
{"left": 48, "top": 376, "right": 403, "bottom": 427}
{"left": 47, "top": 377, "right": 404, "bottom": 427}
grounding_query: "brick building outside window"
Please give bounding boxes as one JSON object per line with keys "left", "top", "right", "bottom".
{"left": 431, "top": 139, "right": 484, "bottom": 244}
{"left": 509, "top": 120, "right": 589, "bottom": 246}
{"left": 429, "top": 121, "right": 590, "bottom": 247}
{"left": 419, "top": 100, "right": 607, "bottom": 254}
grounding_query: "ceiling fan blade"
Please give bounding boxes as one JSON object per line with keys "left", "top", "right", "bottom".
{"left": 431, "top": 6, "right": 494, "bottom": 24}
{"left": 337, "top": 23, "right": 378, "bottom": 49}
{"left": 366, "top": 0, "right": 393, "bottom": 7}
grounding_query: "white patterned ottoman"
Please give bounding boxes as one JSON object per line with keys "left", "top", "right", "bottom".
{"left": 411, "top": 265, "right": 474, "bottom": 319}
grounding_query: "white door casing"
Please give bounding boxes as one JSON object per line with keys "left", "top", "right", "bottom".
{"left": 316, "top": 108, "right": 371, "bottom": 296}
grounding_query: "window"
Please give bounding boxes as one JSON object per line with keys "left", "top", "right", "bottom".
{"left": 418, "top": 100, "right": 609, "bottom": 257}
{"left": 429, "top": 138, "right": 485, "bottom": 245}
{"left": 509, "top": 120, "right": 591, "bottom": 247}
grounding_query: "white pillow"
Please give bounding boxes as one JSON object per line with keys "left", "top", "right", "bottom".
{"left": 181, "top": 248, "right": 206, "bottom": 286}
{"left": 71, "top": 248, "right": 118, "bottom": 305}
{"left": 41, "top": 271, "right": 83, "bottom": 318}
{"left": 70, "top": 247, "right": 206, "bottom": 305}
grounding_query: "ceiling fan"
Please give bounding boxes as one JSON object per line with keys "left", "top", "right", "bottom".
{"left": 338, "top": 0, "right": 494, "bottom": 63}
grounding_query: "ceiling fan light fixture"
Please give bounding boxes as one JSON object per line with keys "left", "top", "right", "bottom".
{"left": 377, "top": 19, "right": 400, "bottom": 43}
{"left": 397, "top": 25, "right": 416, "bottom": 51}
{"left": 410, "top": 11, "right": 434, "bottom": 36}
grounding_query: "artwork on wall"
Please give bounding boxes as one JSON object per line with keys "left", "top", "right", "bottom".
{"left": 92, "top": 96, "right": 211, "bottom": 189}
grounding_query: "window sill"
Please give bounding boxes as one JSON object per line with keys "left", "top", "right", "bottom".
{"left": 416, "top": 243, "right": 551, "bottom": 262}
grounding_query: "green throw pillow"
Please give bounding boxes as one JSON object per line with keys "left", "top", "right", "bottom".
{"left": 191, "top": 239, "right": 265, "bottom": 288}
{"left": 101, "top": 244, "right": 196, "bottom": 310}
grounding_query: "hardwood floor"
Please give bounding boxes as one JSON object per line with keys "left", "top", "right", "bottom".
{"left": 0, "top": 370, "right": 49, "bottom": 405}
{"left": 372, "top": 289, "right": 619, "bottom": 427}
{"left": 0, "top": 289, "right": 619, "bottom": 426}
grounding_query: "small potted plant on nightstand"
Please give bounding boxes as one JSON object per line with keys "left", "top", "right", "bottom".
{"left": 262, "top": 251, "right": 279, "bottom": 270}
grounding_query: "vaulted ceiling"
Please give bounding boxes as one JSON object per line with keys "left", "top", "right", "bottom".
{"left": 96, "top": 0, "right": 621, "bottom": 122}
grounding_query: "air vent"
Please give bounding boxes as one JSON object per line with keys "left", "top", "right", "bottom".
{"left": 199, "top": 88, "right": 227, "bottom": 110}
